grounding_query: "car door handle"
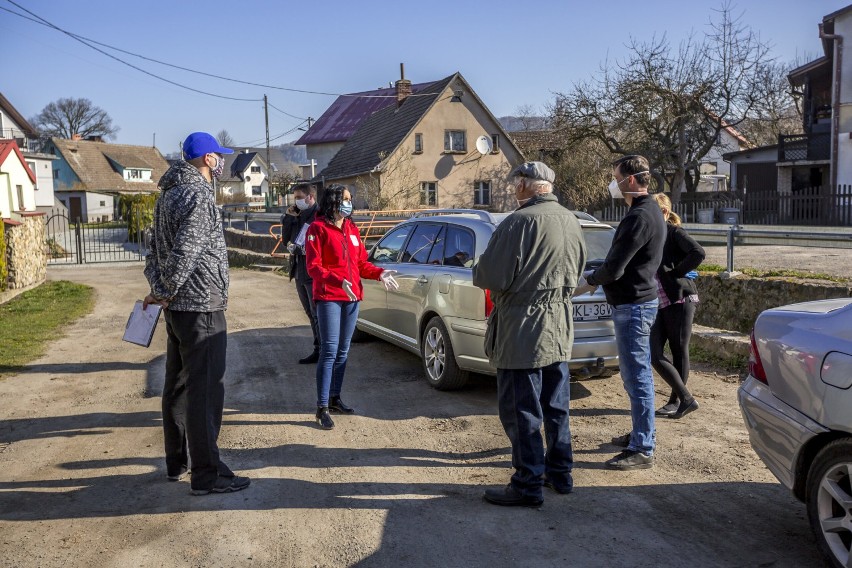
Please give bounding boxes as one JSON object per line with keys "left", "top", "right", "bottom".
{"left": 417, "top": 276, "right": 429, "bottom": 284}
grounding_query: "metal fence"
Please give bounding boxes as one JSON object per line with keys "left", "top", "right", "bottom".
{"left": 45, "top": 207, "right": 150, "bottom": 264}
{"left": 598, "top": 185, "right": 852, "bottom": 227}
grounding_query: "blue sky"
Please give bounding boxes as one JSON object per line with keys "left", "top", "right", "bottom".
{"left": 1, "top": 0, "right": 846, "bottom": 156}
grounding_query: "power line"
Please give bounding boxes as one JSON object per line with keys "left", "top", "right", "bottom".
{"left": 267, "top": 101, "right": 305, "bottom": 121}
{"left": 3, "top": 1, "right": 261, "bottom": 102}
{"left": 1, "top": 2, "right": 438, "bottom": 101}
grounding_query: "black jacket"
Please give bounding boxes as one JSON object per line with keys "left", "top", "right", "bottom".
{"left": 657, "top": 223, "right": 705, "bottom": 303}
{"left": 587, "top": 194, "right": 666, "bottom": 306}
{"left": 282, "top": 204, "right": 317, "bottom": 282}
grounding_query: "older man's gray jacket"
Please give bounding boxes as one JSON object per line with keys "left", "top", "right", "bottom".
{"left": 144, "top": 160, "right": 229, "bottom": 312}
{"left": 472, "top": 193, "right": 586, "bottom": 369}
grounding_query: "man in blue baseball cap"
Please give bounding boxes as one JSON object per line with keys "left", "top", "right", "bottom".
{"left": 143, "top": 131, "right": 249, "bottom": 495}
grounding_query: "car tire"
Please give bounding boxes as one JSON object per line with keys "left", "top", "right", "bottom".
{"left": 806, "top": 437, "right": 852, "bottom": 568}
{"left": 350, "top": 327, "right": 372, "bottom": 343}
{"left": 421, "top": 317, "right": 469, "bottom": 390}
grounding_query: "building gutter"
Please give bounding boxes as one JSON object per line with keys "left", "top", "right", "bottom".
{"left": 819, "top": 22, "right": 843, "bottom": 190}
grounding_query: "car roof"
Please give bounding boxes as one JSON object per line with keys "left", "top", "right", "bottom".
{"left": 407, "top": 209, "right": 612, "bottom": 230}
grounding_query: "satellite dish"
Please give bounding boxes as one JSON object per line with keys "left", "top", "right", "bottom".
{"left": 475, "top": 135, "right": 493, "bottom": 155}
{"left": 245, "top": 175, "right": 251, "bottom": 182}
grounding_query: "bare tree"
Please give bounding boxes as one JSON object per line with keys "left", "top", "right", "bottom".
{"left": 551, "top": 2, "right": 773, "bottom": 204}
{"left": 736, "top": 60, "right": 804, "bottom": 146}
{"left": 216, "top": 129, "right": 235, "bottom": 148}
{"left": 355, "top": 151, "right": 419, "bottom": 210}
{"left": 30, "top": 97, "right": 119, "bottom": 140}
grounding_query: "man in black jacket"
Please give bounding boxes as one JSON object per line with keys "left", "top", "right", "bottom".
{"left": 584, "top": 155, "right": 665, "bottom": 471}
{"left": 282, "top": 183, "right": 320, "bottom": 363}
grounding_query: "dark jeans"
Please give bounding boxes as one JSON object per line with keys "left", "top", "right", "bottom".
{"left": 162, "top": 309, "right": 233, "bottom": 490}
{"left": 315, "top": 300, "right": 359, "bottom": 408}
{"left": 496, "top": 362, "right": 574, "bottom": 498}
{"left": 295, "top": 271, "right": 320, "bottom": 351}
{"left": 650, "top": 301, "right": 696, "bottom": 403}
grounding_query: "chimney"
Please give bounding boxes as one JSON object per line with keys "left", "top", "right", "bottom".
{"left": 395, "top": 63, "right": 412, "bottom": 107}
{"left": 71, "top": 133, "right": 82, "bottom": 141}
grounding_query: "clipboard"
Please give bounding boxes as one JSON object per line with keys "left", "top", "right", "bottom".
{"left": 123, "top": 300, "right": 162, "bottom": 347}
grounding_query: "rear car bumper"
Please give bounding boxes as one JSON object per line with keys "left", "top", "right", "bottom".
{"left": 738, "top": 375, "right": 827, "bottom": 491}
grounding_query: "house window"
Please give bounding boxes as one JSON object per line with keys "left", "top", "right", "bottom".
{"left": 100, "top": 200, "right": 106, "bottom": 207}
{"left": 444, "top": 130, "right": 466, "bottom": 153}
{"left": 53, "top": 169, "right": 60, "bottom": 179}
{"left": 420, "top": 182, "right": 437, "bottom": 206}
{"left": 250, "top": 166, "right": 261, "bottom": 173}
{"left": 490, "top": 134, "right": 500, "bottom": 153}
{"left": 252, "top": 185, "right": 262, "bottom": 196}
{"left": 414, "top": 133, "right": 423, "bottom": 154}
{"left": 474, "top": 181, "right": 491, "bottom": 206}
{"left": 16, "top": 185, "right": 23, "bottom": 209}
{"left": 714, "top": 132, "right": 722, "bottom": 145}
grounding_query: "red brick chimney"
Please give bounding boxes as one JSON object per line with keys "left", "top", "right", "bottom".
{"left": 71, "top": 133, "right": 82, "bottom": 141}
{"left": 395, "top": 63, "right": 412, "bottom": 107}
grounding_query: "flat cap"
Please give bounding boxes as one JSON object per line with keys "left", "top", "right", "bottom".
{"left": 510, "top": 161, "right": 555, "bottom": 183}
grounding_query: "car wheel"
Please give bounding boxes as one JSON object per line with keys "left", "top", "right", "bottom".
{"left": 421, "top": 317, "right": 469, "bottom": 390}
{"left": 806, "top": 438, "right": 852, "bottom": 568}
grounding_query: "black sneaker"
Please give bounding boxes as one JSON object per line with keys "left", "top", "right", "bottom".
{"left": 190, "top": 475, "right": 250, "bottom": 496}
{"left": 299, "top": 351, "right": 319, "bottom": 364}
{"left": 316, "top": 407, "right": 335, "bottom": 430}
{"left": 166, "top": 467, "right": 189, "bottom": 482}
{"left": 329, "top": 396, "right": 355, "bottom": 414}
{"left": 483, "top": 484, "right": 543, "bottom": 508}
{"left": 605, "top": 450, "right": 653, "bottom": 470}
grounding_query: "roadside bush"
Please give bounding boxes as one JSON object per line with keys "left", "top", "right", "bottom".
{"left": 119, "top": 194, "right": 158, "bottom": 242}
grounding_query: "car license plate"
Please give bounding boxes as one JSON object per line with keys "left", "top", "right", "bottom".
{"left": 573, "top": 301, "right": 612, "bottom": 321}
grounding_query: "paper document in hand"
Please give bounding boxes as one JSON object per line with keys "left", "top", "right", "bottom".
{"left": 294, "top": 223, "right": 309, "bottom": 247}
{"left": 123, "top": 300, "right": 162, "bottom": 347}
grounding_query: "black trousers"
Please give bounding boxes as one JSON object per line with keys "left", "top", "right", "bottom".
{"left": 650, "top": 301, "right": 696, "bottom": 403}
{"left": 295, "top": 267, "right": 319, "bottom": 351}
{"left": 162, "top": 309, "right": 233, "bottom": 490}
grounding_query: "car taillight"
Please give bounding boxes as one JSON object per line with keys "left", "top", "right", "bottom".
{"left": 749, "top": 329, "right": 768, "bottom": 384}
{"left": 484, "top": 290, "right": 494, "bottom": 317}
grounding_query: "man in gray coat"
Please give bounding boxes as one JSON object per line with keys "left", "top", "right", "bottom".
{"left": 144, "top": 131, "right": 250, "bottom": 496}
{"left": 473, "top": 162, "right": 586, "bottom": 507}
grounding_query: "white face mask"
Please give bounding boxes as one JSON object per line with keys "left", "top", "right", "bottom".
{"left": 295, "top": 198, "right": 309, "bottom": 210}
{"left": 608, "top": 171, "right": 650, "bottom": 199}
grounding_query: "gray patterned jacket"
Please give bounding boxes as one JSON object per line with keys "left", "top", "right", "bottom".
{"left": 144, "top": 160, "right": 229, "bottom": 312}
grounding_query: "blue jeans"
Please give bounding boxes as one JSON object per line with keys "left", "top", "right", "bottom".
{"left": 612, "top": 300, "right": 658, "bottom": 455}
{"left": 315, "top": 301, "right": 359, "bottom": 407}
{"left": 496, "top": 362, "right": 573, "bottom": 498}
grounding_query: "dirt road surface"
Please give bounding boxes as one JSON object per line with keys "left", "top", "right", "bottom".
{"left": 0, "top": 265, "right": 824, "bottom": 567}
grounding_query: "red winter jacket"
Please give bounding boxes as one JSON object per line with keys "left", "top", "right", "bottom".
{"left": 305, "top": 216, "right": 383, "bottom": 302}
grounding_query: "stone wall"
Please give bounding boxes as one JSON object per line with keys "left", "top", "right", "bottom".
{"left": 4, "top": 213, "right": 47, "bottom": 289}
{"left": 694, "top": 273, "right": 852, "bottom": 333}
{"left": 224, "top": 228, "right": 280, "bottom": 255}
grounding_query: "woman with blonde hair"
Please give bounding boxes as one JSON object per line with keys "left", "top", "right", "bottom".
{"left": 650, "top": 193, "right": 705, "bottom": 419}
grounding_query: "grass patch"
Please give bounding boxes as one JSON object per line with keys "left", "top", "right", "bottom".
{"left": 689, "top": 344, "right": 748, "bottom": 373}
{"left": 697, "top": 263, "right": 848, "bottom": 283}
{"left": 0, "top": 281, "right": 95, "bottom": 377}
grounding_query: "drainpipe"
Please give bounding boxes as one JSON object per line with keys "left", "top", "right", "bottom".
{"left": 819, "top": 22, "right": 843, "bottom": 191}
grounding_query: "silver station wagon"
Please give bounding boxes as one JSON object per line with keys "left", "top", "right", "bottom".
{"left": 354, "top": 209, "right": 619, "bottom": 389}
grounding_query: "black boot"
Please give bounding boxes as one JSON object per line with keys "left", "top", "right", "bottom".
{"left": 329, "top": 396, "right": 355, "bottom": 414}
{"left": 299, "top": 350, "right": 319, "bottom": 364}
{"left": 315, "top": 407, "right": 334, "bottom": 430}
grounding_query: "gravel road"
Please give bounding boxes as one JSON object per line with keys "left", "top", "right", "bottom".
{"left": 0, "top": 264, "right": 825, "bottom": 567}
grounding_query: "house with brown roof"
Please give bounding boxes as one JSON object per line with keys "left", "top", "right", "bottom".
{"left": 298, "top": 69, "right": 525, "bottom": 211}
{"left": 47, "top": 137, "right": 169, "bottom": 222}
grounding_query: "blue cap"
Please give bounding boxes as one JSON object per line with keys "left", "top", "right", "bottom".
{"left": 182, "top": 132, "right": 234, "bottom": 160}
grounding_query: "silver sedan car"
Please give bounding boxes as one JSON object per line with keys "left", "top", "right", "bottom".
{"left": 738, "top": 297, "right": 852, "bottom": 568}
{"left": 354, "top": 209, "right": 619, "bottom": 390}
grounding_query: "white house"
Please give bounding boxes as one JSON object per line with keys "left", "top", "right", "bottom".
{"left": 218, "top": 150, "right": 269, "bottom": 203}
{"left": 0, "top": 139, "right": 37, "bottom": 218}
{"left": 0, "top": 92, "right": 58, "bottom": 212}
{"left": 699, "top": 122, "right": 750, "bottom": 177}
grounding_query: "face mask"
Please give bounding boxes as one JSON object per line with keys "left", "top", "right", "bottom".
{"left": 295, "top": 198, "right": 308, "bottom": 210}
{"left": 210, "top": 155, "right": 224, "bottom": 180}
{"left": 339, "top": 200, "right": 353, "bottom": 217}
{"left": 608, "top": 171, "right": 649, "bottom": 199}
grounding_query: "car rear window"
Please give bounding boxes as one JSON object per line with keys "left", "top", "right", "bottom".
{"left": 443, "top": 226, "right": 475, "bottom": 268}
{"left": 583, "top": 227, "right": 615, "bottom": 264}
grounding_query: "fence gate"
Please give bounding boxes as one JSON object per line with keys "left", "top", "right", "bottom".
{"left": 45, "top": 208, "right": 149, "bottom": 264}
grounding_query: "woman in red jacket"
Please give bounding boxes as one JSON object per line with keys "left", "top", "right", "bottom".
{"left": 305, "top": 185, "right": 398, "bottom": 429}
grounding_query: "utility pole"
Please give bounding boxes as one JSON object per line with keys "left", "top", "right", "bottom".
{"left": 307, "top": 116, "right": 313, "bottom": 129}
{"left": 264, "top": 94, "right": 270, "bottom": 206}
